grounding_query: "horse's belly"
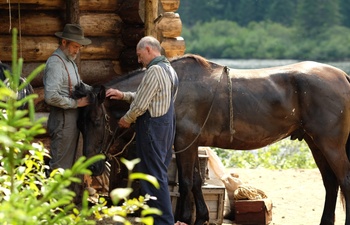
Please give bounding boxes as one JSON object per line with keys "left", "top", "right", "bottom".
{"left": 199, "top": 125, "right": 292, "bottom": 150}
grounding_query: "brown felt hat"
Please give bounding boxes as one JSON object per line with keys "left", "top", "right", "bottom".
{"left": 55, "top": 24, "right": 91, "bottom": 45}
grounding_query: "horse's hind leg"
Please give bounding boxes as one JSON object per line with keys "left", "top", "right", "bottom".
{"left": 306, "top": 135, "right": 339, "bottom": 225}
{"left": 192, "top": 155, "right": 209, "bottom": 225}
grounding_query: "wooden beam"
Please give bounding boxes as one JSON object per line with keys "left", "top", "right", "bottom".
{"left": 66, "top": 0, "right": 79, "bottom": 24}
{"left": 66, "top": 0, "right": 81, "bottom": 70}
{"left": 145, "top": 0, "right": 158, "bottom": 37}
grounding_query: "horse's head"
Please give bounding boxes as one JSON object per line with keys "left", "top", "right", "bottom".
{"left": 74, "top": 84, "right": 108, "bottom": 176}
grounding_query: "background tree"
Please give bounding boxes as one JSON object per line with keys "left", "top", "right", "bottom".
{"left": 339, "top": 0, "right": 350, "bottom": 27}
{"left": 294, "top": 0, "right": 340, "bottom": 37}
{"left": 178, "top": 0, "right": 350, "bottom": 60}
{"left": 265, "top": 0, "right": 297, "bottom": 26}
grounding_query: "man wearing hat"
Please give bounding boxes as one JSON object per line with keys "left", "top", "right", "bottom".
{"left": 44, "top": 24, "right": 91, "bottom": 171}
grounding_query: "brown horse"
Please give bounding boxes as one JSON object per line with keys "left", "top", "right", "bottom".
{"left": 77, "top": 54, "right": 350, "bottom": 225}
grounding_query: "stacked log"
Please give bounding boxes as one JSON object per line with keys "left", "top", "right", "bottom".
{"left": 157, "top": 0, "right": 185, "bottom": 58}
{"left": 0, "top": 1, "right": 126, "bottom": 86}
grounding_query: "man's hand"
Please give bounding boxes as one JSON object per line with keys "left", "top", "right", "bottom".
{"left": 106, "top": 88, "right": 124, "bottom": 100}
{"left": 77, "top": 96, "right": 89, "bottom": 107}
{"left": 118, "top": 117, "right": 131, "bottom": 128}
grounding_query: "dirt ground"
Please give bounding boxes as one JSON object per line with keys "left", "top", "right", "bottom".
{"left": 223, "top": 168, "right": 346, "bottom": 225}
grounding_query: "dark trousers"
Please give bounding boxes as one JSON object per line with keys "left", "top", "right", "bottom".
{"left": 47, "top": 107, "right": 80, "bottom": 170}
{"left": 135, "top": 108, "right": 175, "bottom": 225}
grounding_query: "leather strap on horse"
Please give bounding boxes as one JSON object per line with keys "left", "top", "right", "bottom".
{"left": 175, "top": 66, "right": 230, "bottom": 154}
{"left": 99, "top": 104, "right": 136, "bottom": 173}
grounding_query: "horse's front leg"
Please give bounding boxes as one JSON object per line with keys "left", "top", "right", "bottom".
{"left": 175, "top": 151, "right": 195, "bottom": 224}
{"left": 175, "top": 148, "right": 209, "bottom": 224}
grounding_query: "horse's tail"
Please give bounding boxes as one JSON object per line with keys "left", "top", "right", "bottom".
{"left": 342, "top": 74, "right": 350, "bottom": 209}
{"left": 346, "top": 71, "right": 350, "bottom": 157}
{"left": 345, "top": 73, "right": 350, "bottom": 84}
{"left": 346, "top": 74, "right": 350, "bottom": 161}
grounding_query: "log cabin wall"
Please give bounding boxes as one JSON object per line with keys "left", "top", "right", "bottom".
{"left": 0, "top": 0, "right": 184, "bottom": 116}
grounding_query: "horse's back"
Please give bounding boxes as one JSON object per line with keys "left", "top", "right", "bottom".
{"left": 228, "top": 61, "right": 348, "bottom": 79}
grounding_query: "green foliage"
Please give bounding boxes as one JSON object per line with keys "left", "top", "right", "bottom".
{"left": 295, "top": 0, "right": 340, "bottom": 37}
{"left": 104, "top": 158, "right": 161, "bottom": 225}
{"left": 179, "top": 0, "right": 350, "bottom": 60}
{"left": 214, "top": 139, "right": 316, "bottom": 169}
{"left": 178, "top": 0, "right": 346, "bottom": 28}
{"left": 0, "top": 28, "right": 161, "bottom": 225}
{"left": 182, "top": 19, "right": 350, "bottom": 60}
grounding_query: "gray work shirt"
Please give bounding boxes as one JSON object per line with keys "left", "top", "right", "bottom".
{"left": 44, "top": 48, "right": 86, "bottom": 109}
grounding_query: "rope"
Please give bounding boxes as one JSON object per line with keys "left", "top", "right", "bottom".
{"left": 107, "top": 131, "right": 136, "bottom": 174}
{"left": 233, "top": 184, "right": 268, "bottom": 200}
{"left": 226, "top": 67, "right": 235, "bottom": 142}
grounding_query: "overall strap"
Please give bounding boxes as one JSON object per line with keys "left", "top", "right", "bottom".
{"left": 158, "top": 62, "right": 178, "bottom": 98}
{"left": 52, "top": 54, "right": 72, "bottom": 97}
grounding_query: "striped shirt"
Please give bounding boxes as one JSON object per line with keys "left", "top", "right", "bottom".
{"left": 122, "top": 64, "right": 177, "bottom": 124}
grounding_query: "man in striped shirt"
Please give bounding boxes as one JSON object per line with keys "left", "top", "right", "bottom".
{"left": 106, "top": 36, "right": 179, "bottom": 224}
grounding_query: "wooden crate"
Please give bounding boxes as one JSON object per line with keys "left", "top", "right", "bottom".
{"left": 234, "top": 198, "right": 273, "bottom": 225}
{"left": 169, "top": 180, "right": 225, "bottom": 224}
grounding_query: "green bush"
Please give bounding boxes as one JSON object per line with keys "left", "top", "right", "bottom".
{"left": 214, "top": 139, "right": 316, "bottom": 169}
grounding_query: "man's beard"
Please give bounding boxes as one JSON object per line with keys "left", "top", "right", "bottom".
{"left": 63, "top": 48, "right": 77, "bottom": 61}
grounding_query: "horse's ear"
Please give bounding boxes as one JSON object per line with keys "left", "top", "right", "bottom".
{"left": 97, "top": 85, "right": 106, "bottom": 104}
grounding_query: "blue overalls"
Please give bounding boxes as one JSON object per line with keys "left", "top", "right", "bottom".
{"left": 135, "top": 63, "right": 178, "bottom": 224}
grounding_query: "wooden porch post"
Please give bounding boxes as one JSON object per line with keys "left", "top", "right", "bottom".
{"left": 145, "top": 0, "right": 158, "bottom": 37}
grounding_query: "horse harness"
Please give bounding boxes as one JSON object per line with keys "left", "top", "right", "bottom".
{"left": 98, "top": 103, "right": 136, "bottom": 171}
